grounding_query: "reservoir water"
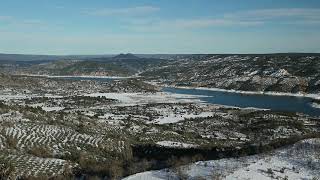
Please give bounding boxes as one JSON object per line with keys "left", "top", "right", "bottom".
{"left": 53, "top": 76, "right": 320, "bottom": 117}
{"left": 163, "top": 87, "right": 320, "bottom": 117}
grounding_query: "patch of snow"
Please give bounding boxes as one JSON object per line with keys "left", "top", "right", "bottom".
{"left": 21, "top": 74, "right": 130, "bottom": 79}
{"left": 42, "top": 107, "right": 65, "bottom": 112}
{"left": 98, "top": 113, "right": 128, "bottom": 120}
{"left": 84, "top": 111, "right": 96, "bottom": 117}
{"left": 123, "top": 170, "right": 176, "bottom": 180}
{"left": 84, "top": 92, "right": 208, "bottom": 106}
{"left": 227, "top": 156, "right": 313, "bottom": 180}
{"left": 44, "top": 94, "right": 63, "bottom": 98}
{"left": 151, "top": 112, "right": 213, "bottom": 124}
{"left": 0, "top": 94, "right": 62, "bottom": 101}
{"left": 311, "top": 102, "right": 320, "bottom": 109}
{"left": 28, "top": 103, "right": 45, "bottom": 108}
{"left": 271, "top": 69, "right": 291, "bottom": 77}
{"left": 0, "top": 95, "right": 31, "bottom": 101}
{"left": 125, "top": 138, "right": 320, "bottom": 180}
{"left": 156, "top": 141, "right": 198, "bottom": 148}
{"left": 248, "top": 70, "right": 259, "bottom": 76}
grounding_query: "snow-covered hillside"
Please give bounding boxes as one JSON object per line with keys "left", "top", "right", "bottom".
{"left": 124, "top": 138, "right": 320, "bottom": 180}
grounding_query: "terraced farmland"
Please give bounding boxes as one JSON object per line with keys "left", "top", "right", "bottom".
{"left": 0, "top": 152, "right": 73, "bottom": 177}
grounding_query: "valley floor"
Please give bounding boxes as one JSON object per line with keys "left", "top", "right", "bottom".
{"left": 0, "top": 74, "right": 319, "bottom": 179}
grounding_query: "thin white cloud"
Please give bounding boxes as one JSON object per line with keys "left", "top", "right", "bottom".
{"left": 21, "top": 19, "right": 44, "bottom": 26}
{"left": 224, "top": 8, "right": 320, "bottom": 22}
{"left": 54, "top": 5, "right": 66, "bottom": 9}
{"left": 168, "top": 19, "right": 263, "bottom": 28}
{"left": 0, "top": 15, "right": 42, "bottom": 25}
{"left": 1, "top": 29, "right": 320, "bottom": 54}
{"left": 0, "top": 15, "right": 60, "bottom": 33}
{"left": 0, "top": 15, "right": 13, "bottom": 21}
{"left": 125, "top": 8, "right": 320, "bottom": 32}
{"left": 125, "top": 18, "right": 262, "bottom": 32}
{"left": 85, "top": 6, "right": 160, "bottom": 16}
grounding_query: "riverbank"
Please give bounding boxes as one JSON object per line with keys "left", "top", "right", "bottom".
{"left": 160, "top": 85, "right": 320, "bottom": 117}
{"left": 311, "top": 102, "right": 320, "bottom": 109}
{"left": 164, "top": 85, "right": 320, "bottom": 100}
{"left": 18, "top": 76, "right": 320, "bottom": 100}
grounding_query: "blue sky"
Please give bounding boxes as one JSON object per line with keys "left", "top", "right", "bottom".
{"left": 0, "top": 0, "right": 320, "bottom": 54}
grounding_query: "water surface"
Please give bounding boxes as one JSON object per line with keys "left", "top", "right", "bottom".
{"left": 163, "top": 87, "right": 320, "bottom": 117}
{"left": 50, "top": 76, "right": 320, "bottom": 117}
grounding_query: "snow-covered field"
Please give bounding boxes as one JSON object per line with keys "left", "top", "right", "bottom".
{"left": 150, "top": 112, "right": 213, "bottom": 124}
{"left": 124, "top": 138, "right": 320, "bottom": 180}
{"left": 0, "top": 94, "right": 32, "bottom": 101}
{"left": 156, "top": 141, "right": 198, "bottom": 148}
{"left": 84, "top": 92, "right": 207, "bottom": 106}
{"left": 41, "top": 106, "right": 65, "bottom": 112}
{"left": 0, "top": 94, "right": 63, "bottom": 101}
{"left": 20, "top": 74, "right": 130, "bottom": 79}
{"left": 28, "top": 103, "right": 65, "bottom": 112}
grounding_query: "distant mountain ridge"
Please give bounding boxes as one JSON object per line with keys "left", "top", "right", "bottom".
{"left": 2, "top": 53, "right": 320, "bottom": 94}
{"left": 141, "top": 54, "right": 320, "bottom": 94}
{"left": 113, "top": 53, "right": 140, "bottom": 59}
{"left": 2, "top": 53, "right": 169, "bottom": 76}
{"left": 1, "top": 52, "right": 320, "bottom": 62}
{"left": 0, "top": 53, "right": 114, "bottom": 62}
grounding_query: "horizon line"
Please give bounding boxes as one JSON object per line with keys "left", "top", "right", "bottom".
{"left": 1, "top": 52, "right": 320, "bottom": 56}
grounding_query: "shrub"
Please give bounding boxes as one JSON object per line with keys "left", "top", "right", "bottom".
{"left": 27, "top": 146, "right": 53, "bottom": 158}
{"left": 0, "top": 161, "right": 15, "bottom": 180}
{"left": 5, "top": 136, "right": 18, "bottom": 149}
